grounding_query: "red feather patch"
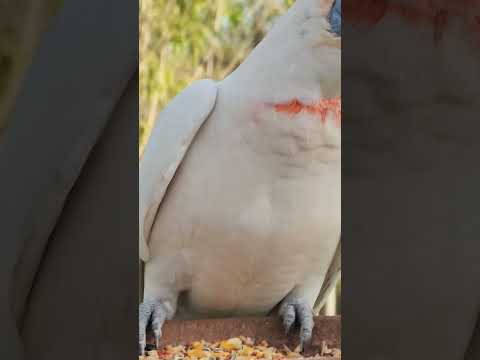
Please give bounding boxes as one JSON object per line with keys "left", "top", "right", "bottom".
{"left": 267, "top": 97, "right": 341, "bottom": 127}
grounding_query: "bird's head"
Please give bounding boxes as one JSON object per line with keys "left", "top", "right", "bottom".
{"left": 223, "top": 0, "right": 341, "bottom": 119}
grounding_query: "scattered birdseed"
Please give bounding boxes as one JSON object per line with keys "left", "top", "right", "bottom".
{"left": 140, "top": 337, "right": 340, "bottom": 360}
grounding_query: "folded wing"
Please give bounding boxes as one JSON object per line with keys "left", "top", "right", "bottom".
{"left": 139, "top": 79, "right": 218, "bottom": 262}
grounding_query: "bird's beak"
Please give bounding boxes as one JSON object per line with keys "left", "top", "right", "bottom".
{"left": 328, "top": 0, "right": 341, "bottom": 36}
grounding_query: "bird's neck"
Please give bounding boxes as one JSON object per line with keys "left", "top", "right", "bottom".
{"left": 266, "top": 97, "right": 341, "bottom": 127}
{"left": 217, "top": 83, "right": 341, "bottom": 179}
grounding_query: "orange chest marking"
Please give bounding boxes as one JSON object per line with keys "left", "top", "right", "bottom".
{"left": 267, "top": 97, "right": 341, "bottom": 127}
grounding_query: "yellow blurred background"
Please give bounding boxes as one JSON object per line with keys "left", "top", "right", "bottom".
{"left": 139, "top": 0, "right": 295, "bottom": 152}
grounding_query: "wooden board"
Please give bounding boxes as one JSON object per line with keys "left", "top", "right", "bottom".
{"left": 147, "top": 316, "right": 341, "bottom": 357}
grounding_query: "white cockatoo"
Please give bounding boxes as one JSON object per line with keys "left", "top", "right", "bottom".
{"left": 139, "top": 0, "right": 341, "bottom": 354}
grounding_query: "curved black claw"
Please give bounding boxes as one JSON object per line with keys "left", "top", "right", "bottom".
{"left": 139, "top": 299, "right": 168, "bottom": 355}
{"left": 279, "top": 298, "right": 315, "bottom": 345}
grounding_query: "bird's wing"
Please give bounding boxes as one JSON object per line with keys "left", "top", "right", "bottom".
{"left": 313, "top": 240, "right": 341, "bottom": 314}
{"left": 139, "top": 79, "right": 218, "bottom": 262}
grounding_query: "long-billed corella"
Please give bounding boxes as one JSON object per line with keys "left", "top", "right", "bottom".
{"left": 139, "top": 0, "right": 341, "bottom": 355}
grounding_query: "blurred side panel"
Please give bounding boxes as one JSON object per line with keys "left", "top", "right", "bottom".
{"left": 342, "top": 1, "right": 480, "bottom": 359}
{"left": 0, "top": 1, "right": 138, "bottom": 359}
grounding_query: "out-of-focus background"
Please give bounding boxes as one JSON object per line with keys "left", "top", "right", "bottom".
{"left": 140, "top": 0, "right": 297, "bottom": 152}
{"left": 0, "top": 0, "right": 62, "bottom": 132}
{"left": 140, "top": 0, "right": 340, "bottom": 315}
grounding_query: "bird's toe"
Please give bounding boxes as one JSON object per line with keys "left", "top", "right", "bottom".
{"left": 279, "top": 302, "right": 297, "bottom": 334}
{"left": 278, "top": 297, "right": 315, "bottom": 346}
{"left": 138, "top": 298, "right": 169, "bottom": 355}
{"left": 296, "top": 301, "right": 314, "bottom": 344}
{"left": 138, "top": 301, "right": 151, "bottom": 355}
{"left": 151, "top": 302, "right": 168, "bottom": 348}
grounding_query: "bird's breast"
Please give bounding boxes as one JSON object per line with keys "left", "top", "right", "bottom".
{"left": 241, "top": 96, "right": 341, "bottom": 169}
{"left": 182, "top": 173, "right": 340, "bottom": 317}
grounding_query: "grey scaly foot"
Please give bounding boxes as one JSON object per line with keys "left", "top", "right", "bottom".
{"left": 278, "top": 296, "right": 315, "bottom": 346}
{"left": 138, "top": 299, "right": 170, "bottom": 355}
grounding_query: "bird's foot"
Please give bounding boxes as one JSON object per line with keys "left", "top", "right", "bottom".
{"left": 278, "top": 296, "right": 315, "bottom": 347}
{"left": 139, "top": 298, "right": 171, "bottom": 355}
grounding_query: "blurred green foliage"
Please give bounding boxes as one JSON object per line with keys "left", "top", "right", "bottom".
{"left": 139, "top": 0, "right": 295, "bottom": 152}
